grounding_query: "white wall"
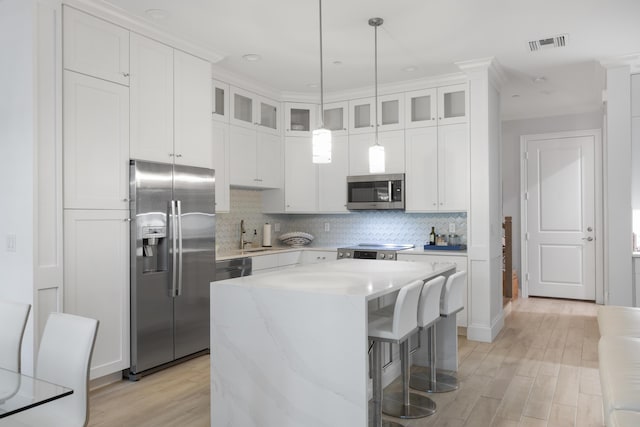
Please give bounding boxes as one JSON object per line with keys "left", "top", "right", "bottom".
{"left": 0, "top": 0, "right": 37, "bottom": 374}
{"left": 501, "top": 111, "right": 603, "bottom": 283}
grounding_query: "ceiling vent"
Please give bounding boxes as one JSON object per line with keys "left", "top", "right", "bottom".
{"left": 528, "top": 34, "right": 568, "bottom": 52}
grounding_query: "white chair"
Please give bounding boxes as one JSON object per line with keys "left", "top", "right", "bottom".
{"left": 411, "top": 271, "right": 466, "bottom": 393}
{"left": 0, "top": 300, "right": 31, "bottom": 372}
{"left": 8, "top": 312, "right": 99, "bottom": 427}
{"left": 381, "top": 276, "right": 445, "bottom": 419}
{"left": 368, "top": 280, "right": 424, "bottom": 427}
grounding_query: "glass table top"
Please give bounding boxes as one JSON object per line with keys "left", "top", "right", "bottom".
{"left": 0, "top": 367, "right": 73, "bottom": 419}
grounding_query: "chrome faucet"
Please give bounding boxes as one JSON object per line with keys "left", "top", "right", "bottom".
{"left": 240, "top": 219, "right": 248, "bottom": 249}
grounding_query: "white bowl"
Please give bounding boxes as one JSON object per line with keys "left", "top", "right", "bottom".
{"left": 278, "top": 232, "right": 314, "bottom": 247}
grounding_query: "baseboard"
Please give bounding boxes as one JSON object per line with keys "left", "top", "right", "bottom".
{"left": 89, "top": 371, "right": 122, "bottom": 391}
{"left": 466, "top": 311, "right": 505, "bottom": 343}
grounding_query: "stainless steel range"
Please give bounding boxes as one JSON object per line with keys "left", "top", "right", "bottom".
{"left": 337, "top": 243, "right": 414, "bottom": 261}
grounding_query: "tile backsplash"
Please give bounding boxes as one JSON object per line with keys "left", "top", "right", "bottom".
{"left": 216, "top": 189, "right": 467, "bottom": 254}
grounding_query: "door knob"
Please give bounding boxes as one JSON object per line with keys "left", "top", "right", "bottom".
{"left": 582, "top": 237, "right": 594, "bottom": 242}
{"left": 587, "top": 226, "right": 593, "bottom": 232}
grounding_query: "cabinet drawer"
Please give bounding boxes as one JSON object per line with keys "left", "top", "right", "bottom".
{"left": 278, "top": 251, "right": 302, "bottom": 266}
{"left": 252, "top": 254, "right": 279, "bottom": 271}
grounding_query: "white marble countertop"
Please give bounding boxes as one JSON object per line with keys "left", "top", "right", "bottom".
{"left": 216, "top": 246, "right": 338, "bottom": 261}
{"left": 633, "top": 252, "right": 640, "bottom": 258}
{"left": 214, "top": 258, "right": 455, "bottom": 299}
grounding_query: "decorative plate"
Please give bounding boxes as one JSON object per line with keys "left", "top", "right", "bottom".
{"left": 278, "top": 232, "right": 314, "bottom": 247}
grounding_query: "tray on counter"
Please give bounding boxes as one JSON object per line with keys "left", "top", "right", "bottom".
{"left": 423, "top": 244, "right": 467, "bottom": 251}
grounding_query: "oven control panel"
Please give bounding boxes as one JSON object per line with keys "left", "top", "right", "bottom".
{"left": 337, "top": 249, "right": 397, "bottom": 260}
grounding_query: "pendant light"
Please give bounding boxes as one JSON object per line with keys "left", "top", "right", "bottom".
{"left": 368, "top": 17, "right": 385, "bottom": 174}
{"left": 312, "top": 0, "right": 332, "bottom": 164}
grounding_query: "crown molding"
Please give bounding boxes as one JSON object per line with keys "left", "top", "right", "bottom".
{"left": 211, "top": 64, "right": 283, "bottom": 101}
{"left": 600, "top": 53, "right": 640, "bottom": 73}
{"left": 456, "top": 57, "right": 507, "bottom": 90}
{"left": 501, "top": 104, "right": 602, "bottom": 122}
{"left": 63, "top": 0, "right": 224, "bottom": 64}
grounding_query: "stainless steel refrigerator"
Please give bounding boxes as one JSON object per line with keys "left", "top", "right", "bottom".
{"left": 126, "top": 159, "right": 215, "bottom": 380}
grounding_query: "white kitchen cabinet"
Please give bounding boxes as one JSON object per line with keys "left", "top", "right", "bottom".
{"left": 284, "top": 137, "right": 317, "bottom": 212}
{"left": 284, "top": 102, "right": 317, "bottom": 137}
{"left": 437, "top": 84, "right": 467, "bottom": 125}
{"left": 212, "top": 79, "right": 230, "bottom": 123}
{"left": 405, "top": 88, "right": 437, "bottom": 128}
{"left": 63, "top": 6, "right": 129, "bottom": 86}
{"left": 230, "top": 87, "right": 280, "bottom": 135}
{"left": 318, "top": 135, "right": 349, "bottom": 212}
{"left": 300, "top": 250, "right": 337, "bottom": 264}
{"left": 349, "top": 93, "right": 404, "bottom": 134}
{"left": 634, "top": 257, "right": 640, "bottom": 307}
{"left": 63, "top": 209, "right": 130, "bottom": 379}
{"left": 323, "top": 101, "right": 348, "bottom": 136}
{"left": 129, "top": 34, "right": 174, "bottom": 164}
{"left": 397, "top": 252, "right": 468, "bottom": 327}
{"left": 129, "top": 34, "right": 212, "bottom": 169}
{"left": 229, "top": 125, "right": 282, "bottom": 188}
{"left": 174, "top": 50, "right": 213, "bottom": 169}
{"left": 276, "top": 135, "right": 349, "bottom": 213}
{"left": 212, "top": 121, "right": 230, "bottom": 213}
{"left": 405, "top": 124, "right": 468, "bottom": 212}
{"left": 63, "top": 71, "right": 129, "bottom": 210}
{"left": 251, "top": 251, "right": 302, "bottom": 275}
{"left": 348, "top": 130, "right": 405, "bottom": 175}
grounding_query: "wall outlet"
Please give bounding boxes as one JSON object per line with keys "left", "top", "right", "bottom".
{"left": 449, "top": 223, "right": 456, "bottom": 233}
{"left": 274, "top": 223, "right": 281, "bottom": 232}
{"left": 6, "top": 233, "right": 16, "bottom": 252}
{"left": 324, "top": 222, "right": 330, "bottom": 232}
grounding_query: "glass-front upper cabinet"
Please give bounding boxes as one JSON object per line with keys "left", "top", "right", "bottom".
{"left": 230, "top": 86, "right": 280, "bottom": 134}
{"left": 349, "top": 93, "right": 404, "bottom": 134}
{"left": 405, "top": 88, "right": 437, "bottom": 128}
{"left": 405, "top": 84, "right": 467, "bottom": 128}
{"left": 322, "top": 101, "right": 348, "bottom": 136}
{"left": 284, "top": 102, "right": 317, "bottom": 137}
{"left": 212, "top": 79, "right": 229, "bottom": 123}
{"left": 437, "top": 84, "right": 467, "bottom": 125}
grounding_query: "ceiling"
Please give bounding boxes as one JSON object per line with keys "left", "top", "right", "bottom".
{"left": 100, "top": 0, "right": 640, "bottom": 120}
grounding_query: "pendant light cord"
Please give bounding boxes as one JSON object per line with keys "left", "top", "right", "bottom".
{"left": 371, "top": 19, "right": 381, "bottom": 145}
{"left": 319, "top": 0, "right": 325, "bottom": 128}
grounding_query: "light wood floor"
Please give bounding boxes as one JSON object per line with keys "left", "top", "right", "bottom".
{"left": 88, "top": 297, "right": 603, "bottom": 427}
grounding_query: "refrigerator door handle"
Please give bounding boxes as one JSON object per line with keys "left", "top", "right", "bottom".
{"left": 176, "top": 200, "right": 183, "bottom": 296}
{"left": 170, "top": 200, "right": 178, "bottom": 297}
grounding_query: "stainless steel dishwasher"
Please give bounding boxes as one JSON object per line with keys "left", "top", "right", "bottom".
{"left": 215, "top": 257, "right": 252, "bottom": 280}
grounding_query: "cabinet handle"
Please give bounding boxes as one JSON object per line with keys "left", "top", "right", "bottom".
{"left": 343, "top": 128, "right": 347, "bottom": 131}
{"left": 122, "top": 198, "right": 129, "bottom": 202}
{"left": 121, "top": 72, "right": 130, "bottom": 77}
{"left": 169, "top": 153, "right": 174, "bottom": 157}
{"left": 439, "top": 117, "right": 443, "bottom": 120}
{"left": 124, "top": 218, "right": 132, "bottom": 222}
{"left": 176, "top": 154, "right": 183, "bottom": 158}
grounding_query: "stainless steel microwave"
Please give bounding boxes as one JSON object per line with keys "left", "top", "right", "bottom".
{"left": 346, "top": 174, "right": 405, "bottom": 210}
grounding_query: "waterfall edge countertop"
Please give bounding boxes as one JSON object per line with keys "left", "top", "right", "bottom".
{"left": 211, "top": 259, "right": 456, "bottom": 427}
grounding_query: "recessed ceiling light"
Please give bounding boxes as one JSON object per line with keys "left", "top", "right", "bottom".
{"left": 403, "top": 66, "right": 418, "bottom": 72}
{"left": 533, "top": 76, "right": 547, "bottom": 83}
{"left": 511, "top": 94, "right": 521, "bottom": 98}
{"left": 145, "top": 9, "right": 169, "bottom": 20}
{"left": 242, "top": 54, "right": 262, "bottom": 62}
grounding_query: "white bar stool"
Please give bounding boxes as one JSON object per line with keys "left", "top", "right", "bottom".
{"left": 368, "top": 280, "right": 424, "bottom": 427}
{"left": 382, "top": 276, "right": 445, "bottom": 419}
{"left": 411, "top": 271, "right": 466, "bottom": 393}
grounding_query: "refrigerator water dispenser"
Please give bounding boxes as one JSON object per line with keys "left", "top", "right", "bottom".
{"left": 142, "top": 226, "right": 166, "bottom": 273}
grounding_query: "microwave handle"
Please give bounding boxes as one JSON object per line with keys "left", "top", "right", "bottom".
{"left": 388, "top": 181, "right": 392, "bottom": 201}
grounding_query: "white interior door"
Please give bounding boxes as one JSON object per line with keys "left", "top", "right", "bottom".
{"left": 524, "top": 133, "right": 596, "bottom": 300}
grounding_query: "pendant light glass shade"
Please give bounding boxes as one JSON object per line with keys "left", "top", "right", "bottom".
{"left": 369, "top": 144, "right": 385, "bottom": 173}
{"left": 368, "top": 17, "right": 385, "bottom": 173}
{"left": 312, "top": 0, "right": 332, "bottom": 164}
{"left": 312, "top": 128, "right": 332, "bottom": 163}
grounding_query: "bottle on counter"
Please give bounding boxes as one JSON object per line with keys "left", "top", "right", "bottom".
{"left": 429, "top": 227, "right": 436, "bottom": 246}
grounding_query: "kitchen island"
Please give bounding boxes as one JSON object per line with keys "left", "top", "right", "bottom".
{"left": 210, "top": 259, "right": 456, "bottom": 427}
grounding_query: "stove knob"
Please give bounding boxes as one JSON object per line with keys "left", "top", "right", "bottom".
{"left": 380, "top": 254, "right": 386, "bottom": 259}
{"left": 338, "top": 252, "right": 344, "bottom": 258}
{"left": 388, "top": 253, "right": 395, "bottom": 260}
{"left": 346, "top": 252, "right": 351, "bottom": 257}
